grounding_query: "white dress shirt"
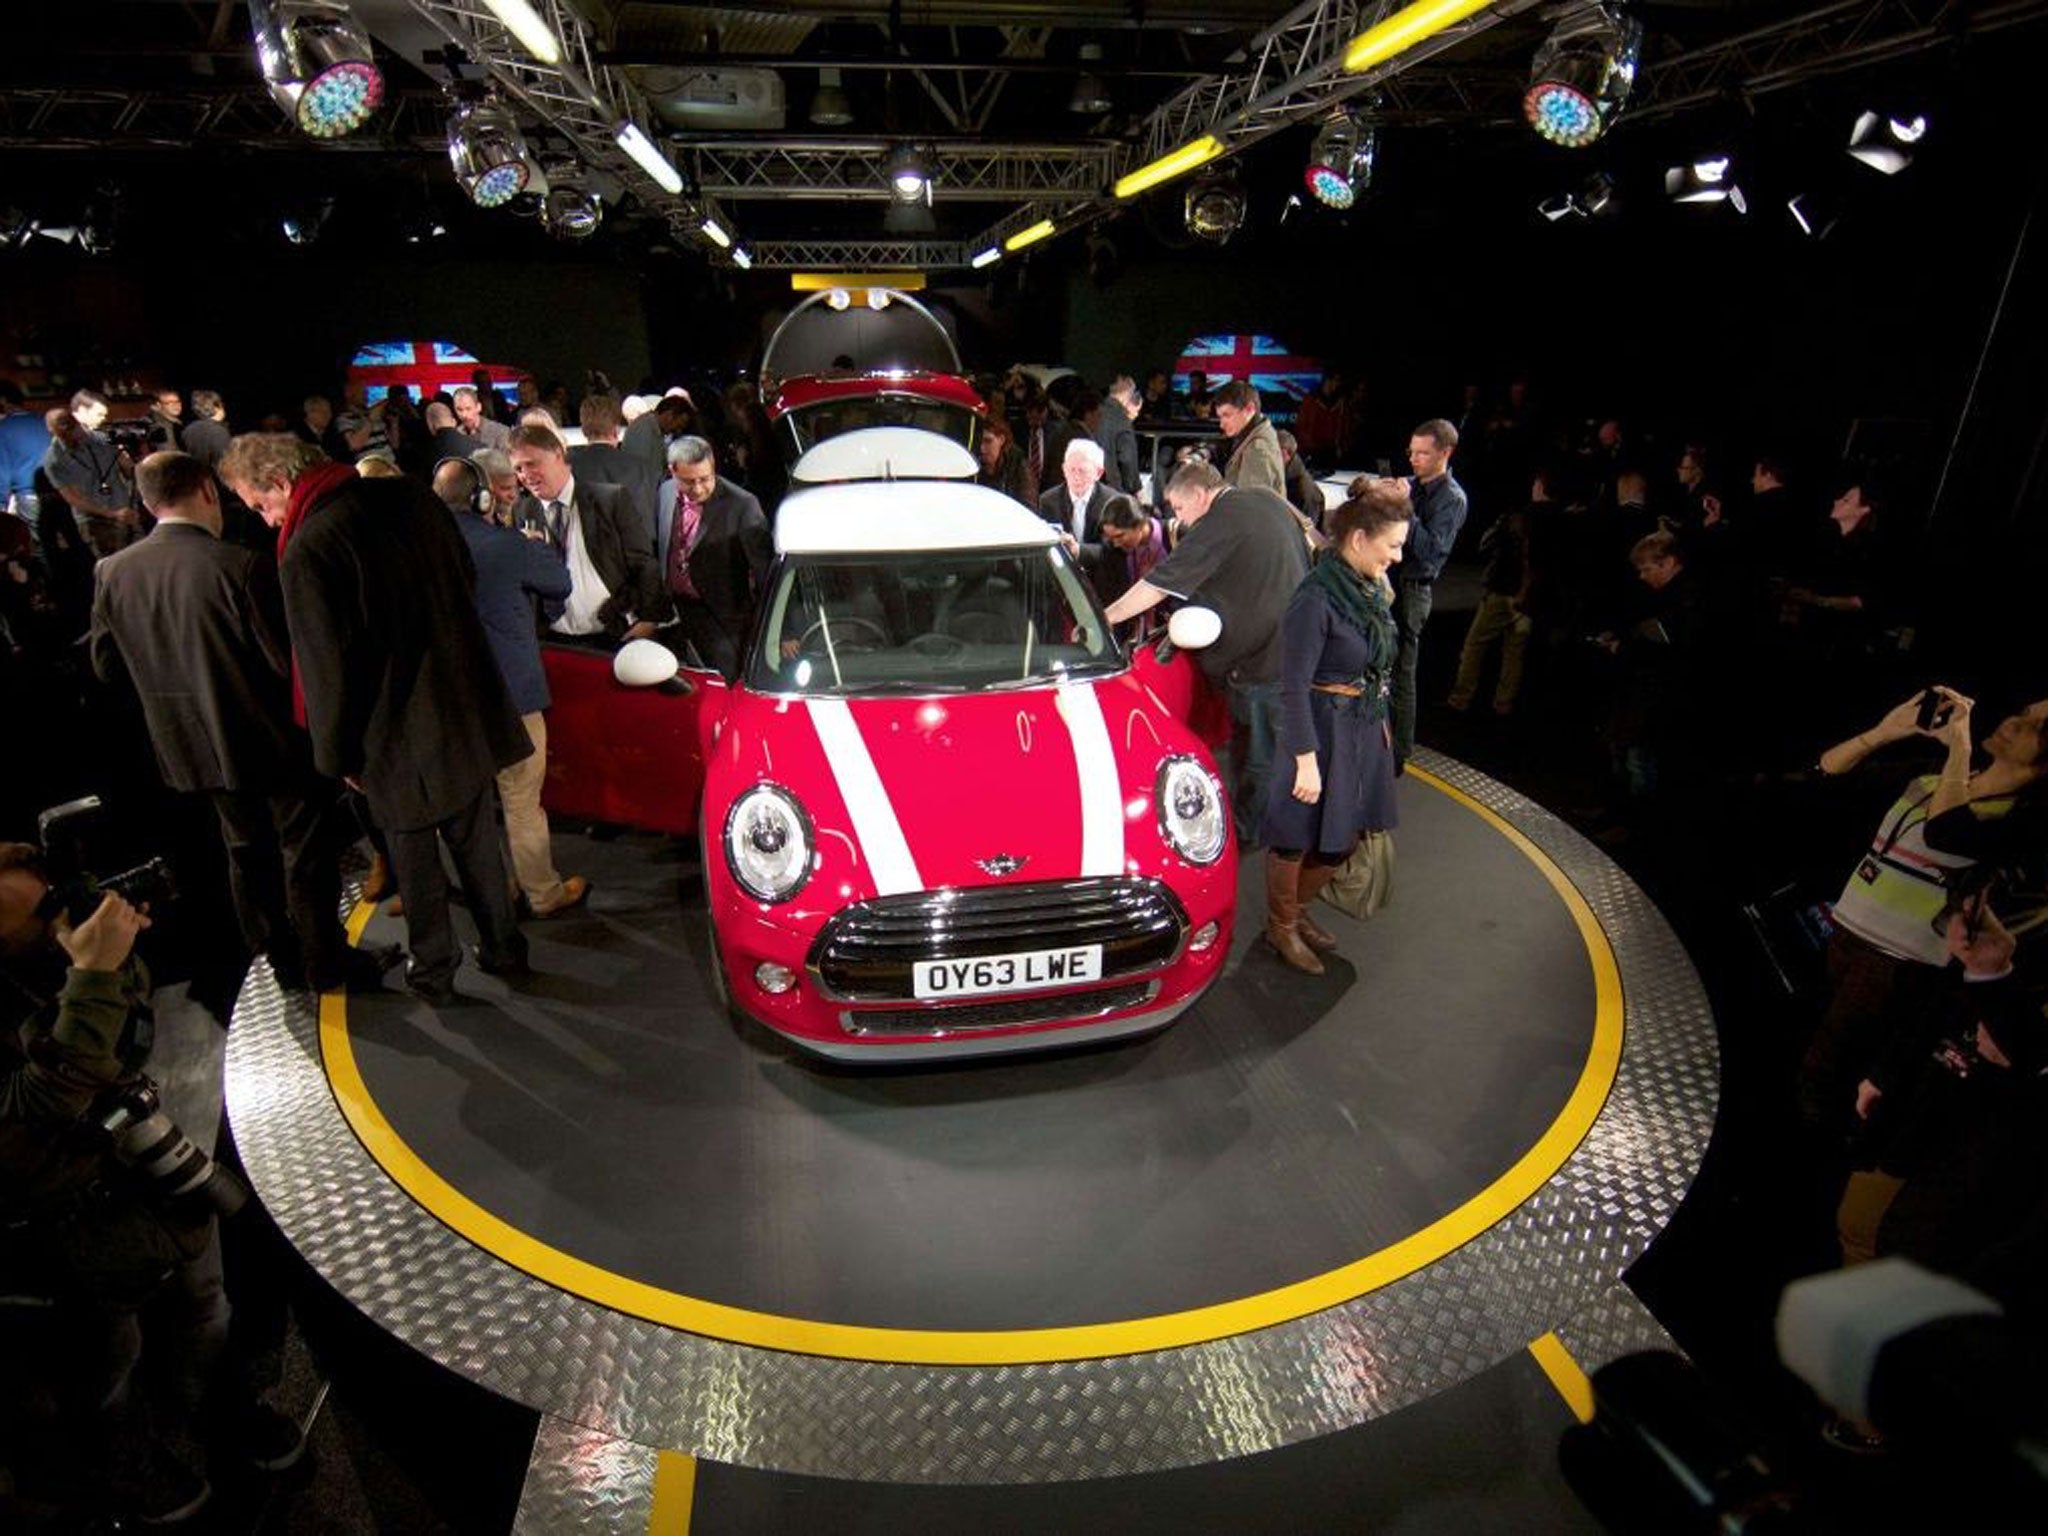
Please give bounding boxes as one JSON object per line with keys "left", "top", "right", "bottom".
{"left": 545, "top": 474, "right": 616, "bottom": 636}
{"left": 1067, "top": 485, "right": 1096, "bottom": 545}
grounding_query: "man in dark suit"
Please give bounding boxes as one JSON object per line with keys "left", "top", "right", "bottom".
{"left": 642, "top": 436, "right": 772, "bottom": 678}
{"left": 432, "top": 457, "right": 587, "bottom": 919}
{"left": 220, "top": 433, "right": 531, "bottom": 1005}
{"left": 505, "top": 423, "right": 655, "bottom": 644}
{"left": 1017, "top": 390, "right": 1076, "bottom": 499}
{"left": 88, "top": 451, "right": 387, "bottom": 992}
{"left": 1035, "top": 437, "right": 1121, "bottom": 606}
{"left": 568, "top": 394, "right": 660, "bottom": 543}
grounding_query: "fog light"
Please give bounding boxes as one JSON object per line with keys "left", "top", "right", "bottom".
{"left": 754, "top": 962, "right": 797, "bottom": 994}
{"left": 1188, "top": 921, "right": 1220, "bottom": 953}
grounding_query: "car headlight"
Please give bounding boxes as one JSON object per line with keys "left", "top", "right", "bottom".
{"left": 723, "top": 783, "right": 815, "bottom": 903}
{"left": 1156, "top": 755, "right": 1227, "bottom": 865}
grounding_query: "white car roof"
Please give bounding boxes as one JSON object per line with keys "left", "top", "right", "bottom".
{"left": 776, "top": 480, "right": 1059, "bottom": 555}
{"left": 790, "top": 427, "right": 977, "bottom": 484}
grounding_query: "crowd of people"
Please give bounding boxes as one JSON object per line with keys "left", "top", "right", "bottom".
{"left": 1, "top": 346, "right": 2040, "bottom": 1522}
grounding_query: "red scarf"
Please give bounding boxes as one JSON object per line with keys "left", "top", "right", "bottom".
{"left": 277, "top": 461, "right": 359, "bottom": 726}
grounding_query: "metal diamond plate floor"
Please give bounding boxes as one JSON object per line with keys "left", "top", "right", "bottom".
{"left": 225, "top": 747, "right": 1717, "bottom": 1489}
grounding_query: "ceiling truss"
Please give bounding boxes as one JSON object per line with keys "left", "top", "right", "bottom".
{"left": 5, "top": 1, "right": 2046, "bottom": 268}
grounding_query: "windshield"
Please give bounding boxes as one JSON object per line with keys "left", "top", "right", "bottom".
{"left": 749, "top": 545, "right": 1121, "bottom": 696}
{"left": 778, "top": 395, "right": 982, "bottom": 457}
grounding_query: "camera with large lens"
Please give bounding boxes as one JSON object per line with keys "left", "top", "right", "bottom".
{"left": 93, "top": 1075, "right": 248, "bottom": 1218}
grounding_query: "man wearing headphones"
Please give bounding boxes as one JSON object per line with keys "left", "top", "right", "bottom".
{"left": 432, "top": 457, "right": 588, "bottom": 917}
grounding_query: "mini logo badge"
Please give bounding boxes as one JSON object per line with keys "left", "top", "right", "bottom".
{"left": 975, "top": 853, "right": 1029, "bottom": 876}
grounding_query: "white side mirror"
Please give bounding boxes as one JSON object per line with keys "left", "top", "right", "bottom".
{"left": 1167, "top": 606, "right": 1222, "bottom": 651}
{"left": 613, "top": 638, "right": 681, "bottom": 688}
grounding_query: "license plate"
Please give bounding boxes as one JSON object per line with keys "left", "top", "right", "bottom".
{"left": 912, "top": 945, "right": 1104, "bottom": 999}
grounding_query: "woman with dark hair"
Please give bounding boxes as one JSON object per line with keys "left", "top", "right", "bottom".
{"left": 974, "top": 417, "right": 1033, "bottom": 508}
{"left": 1262, "top": 482, "right": 1410, "bottom": 973}
{"left": 1803, "top": 689, "right": 2048, "bottom": 1134}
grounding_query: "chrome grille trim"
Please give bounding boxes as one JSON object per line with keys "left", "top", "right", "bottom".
{"left": 838, "top": 981, "right": 1162, "bottom": 1037}
{"left": 808, "top": 878, "right": 1187, "bottom": 1002}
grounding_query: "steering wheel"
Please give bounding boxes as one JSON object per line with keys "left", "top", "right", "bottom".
{"left": 906, "top": 631, "right": 969, "bottom": 659}
{"left": 798, "top": 615, "right": 890, "bottom": 654}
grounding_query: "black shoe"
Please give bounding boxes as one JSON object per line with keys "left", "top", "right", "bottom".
{"left": 128, "top": 1452, "right": 211, "bottom": 1526}
{"left": 472, "top": 942, "right": 531, "bottom": 981}
{"left": 232, "top": 1401, "right": 311, "bottom": 1474}
{"left": 311, "top": 943, "right": 403, "bottom": 995}
{"left": 404, "top": 966, "right": 457, "bottom": 1006}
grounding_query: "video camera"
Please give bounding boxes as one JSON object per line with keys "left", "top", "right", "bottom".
{"left": 30, "top": 796, "right": 176, "bottom": 928}
{"left": 1563, "top": 1261, "right": 2047, "bottom": 1532}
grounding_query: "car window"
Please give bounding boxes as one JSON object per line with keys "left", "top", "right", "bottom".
{"left": 750, "top": 545, "right": 1120, "bottom": 696}
{"left": 781, "top": 397, "right": 981, "bottom": 456}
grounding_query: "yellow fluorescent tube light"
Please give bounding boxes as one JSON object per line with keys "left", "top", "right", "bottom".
{"left": 481, "top": 0, "right": 563, "bottom": 66}
{"left": 790, "top": 272, "right": 927, "bottom": 292}
{"left": 1113, "top": 136, "right": 1224, "bottom": 199}
{"left": 1344, "top": 0, "right": 1497, "bottom": 74}
{"left": 1003, "top": 219, "right": 1058, "bottom": 252}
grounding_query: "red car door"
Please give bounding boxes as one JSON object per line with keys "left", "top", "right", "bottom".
{"left": 539, "top": 643, "right": 713, "bottom": 835}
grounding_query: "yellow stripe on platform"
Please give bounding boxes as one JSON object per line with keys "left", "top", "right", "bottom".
{"left": 647, "top": 1450, "right": 697, "bottom": 1535}
{"left": 319, "top": 766, "right": 1627, "bottom": 1365}
{"left": 1529, "top": 1332, "right": 1595, "bottom": 1424}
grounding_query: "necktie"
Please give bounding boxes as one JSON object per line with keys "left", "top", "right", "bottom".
{"left": 1028, "top": 428, "right": 1043, "bottom": 486}
{"left": 668, "top": 497, "right": 701, "bottom": 598}
{"left": 546, "top": 499, "right": 566, "bottom": 556}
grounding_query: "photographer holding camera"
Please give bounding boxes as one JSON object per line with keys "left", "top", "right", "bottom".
{"left": 0, "top": 841, "right": 285, "bottom": 1524}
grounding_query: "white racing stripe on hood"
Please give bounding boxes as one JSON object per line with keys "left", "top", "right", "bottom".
{"left": 1059, "top": 681, "right": 1124, "bottom": 878}
{"left": 806, "top": 698, "right": 924, "bottom": 895}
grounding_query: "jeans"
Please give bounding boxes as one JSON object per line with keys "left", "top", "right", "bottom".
{"left": 1390, "top": 578, "right": 1434, "bottom": 766}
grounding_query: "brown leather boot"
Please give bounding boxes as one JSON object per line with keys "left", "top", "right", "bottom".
{"left": 1295, "top": 858, "right": 1341, "bottom": 952}
{"left": 1264, "top": 852, "right": 1325, "bottom": 975}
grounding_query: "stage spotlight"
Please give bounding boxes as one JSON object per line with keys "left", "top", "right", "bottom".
{"left": 825, "top": 287, "right": 852, "bottom": 310}
{"left": 1004, "top": 218, "right": 1057, "bottom": 253}
{"left": 888, "top": 145, "right": 931, "bottom": 203}
{"left": 1578, "top": 170, "right": 1616, "bottom": 216}
{"left": 1524, "top": 3, "right": 1641, "bottom": 148}
{"left": 1847, "top": 110, "right": 1927, "bottom": 175}
{"left": 1185, "top": 173, "right": 1246, "bottom": 245}
{"left": 250, "top": 0, "right": 384, "bottom": 140}
{"left": 478, "top": 0, "right": 561, "bottom": 66}
{"left": 447, "top": 98, "right": 534, "bottom": 208}
{"left": 809, "top": 67, "right": 854, "bottom": 128}
{"left": 700, "top": 214, "right": 733, "bottom": 249}
{"left": 970, "top": 246, "right": 1001, "bottom": 269}
{"left": 732, "top": 246, "right": 753, "bottom": 270}
{"left": 1304, "top": 115, "right": 1376, "bottom": 209}
{"left": 1537, "top": 192, "right": 1580, "bottom": 222}
{"left": 1665, "top": 155, "right": 1733, "bottom": 203}
{"left": 281, "top": 196, "right": 334, "bottom": 245}
{"left": 1786, "top": 192, "right": 1840, "bottom": 240}
{"left": 866, "top": 288, "right": 892, "bottom": 311}
{"left": 1070, "top": 44, "right": 1112, "bottom": 115}
{"left": 540, "top": 174, "right": 603, "bottom": 240}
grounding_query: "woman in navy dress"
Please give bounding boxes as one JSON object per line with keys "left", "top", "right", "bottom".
{"left": 1262, "top": 482, "right": 1411, "bottom": 973}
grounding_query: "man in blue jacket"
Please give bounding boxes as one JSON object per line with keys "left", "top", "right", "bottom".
{"left": 1390, "top": 418, "right": 1469, "bottom": 774}
{"left": 433, "top": 456, "right": 588, "bottom": 917}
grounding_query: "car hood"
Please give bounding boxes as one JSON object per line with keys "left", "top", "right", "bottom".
{"left": 718, "top": 674, "right": 1196, "bottom": 898}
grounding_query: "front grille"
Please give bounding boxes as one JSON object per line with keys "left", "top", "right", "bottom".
{"left": 809, "top": 878, "right": 1187, "bottom": 1001}
{"left": 840, "top": 982, "right": 1160, "bottom": 1037}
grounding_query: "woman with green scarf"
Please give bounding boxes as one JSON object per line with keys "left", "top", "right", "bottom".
{"left": 1261, "top": 481, "right": 1410, "bottom": 974}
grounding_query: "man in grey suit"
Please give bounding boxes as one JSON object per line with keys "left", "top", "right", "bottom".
{"left": 506, "top": 424, "right": 656, "bottom": 643}
{"left": 642, "top": 436, "right": 772, "bottom": 678}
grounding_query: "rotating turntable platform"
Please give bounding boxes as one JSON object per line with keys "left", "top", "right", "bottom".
{"left": 226, "top": 749, "right": 1717, "bottom": 1524}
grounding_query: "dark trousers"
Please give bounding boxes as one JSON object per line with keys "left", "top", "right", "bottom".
{"left": 1391, "top": 578, "right": 1433, "bottom": 767}
{"left": 664, "top": 600, "right": 740, "bottom": 679}
{"left": 1224, "top": 677, "right": 1279, "bottom": 848}
{"left": 209, "top": 779, "right": 351, "bottom": 990}
{"left": 386, "top": 782, "right": 524, "bottom": 985}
